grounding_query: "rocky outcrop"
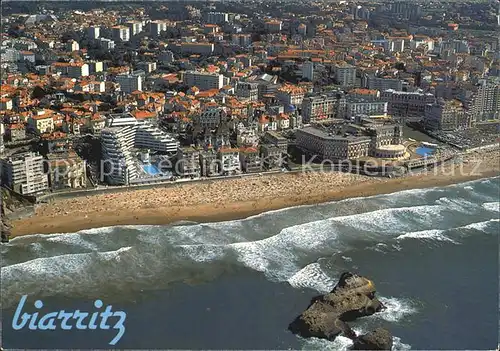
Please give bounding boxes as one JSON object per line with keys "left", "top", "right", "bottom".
{"left": 1, "top": 202, "right": 12, "bottom": 242}
{"left": 352, "top": 328, "right": 393, "bottom": 350}
{"left": 289, "top": 272, "right": 392, "bottom": 349}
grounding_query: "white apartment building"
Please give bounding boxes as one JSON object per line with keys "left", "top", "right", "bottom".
{"left": 0, "top": 122, "right": 4, "bottom": 154}
{"left": 206, "top": 12, "right": 229, "bottom": 24}
{"left": 88, "top": 61, "right": 104, "bottom": 74}
{"left": 183, "top": 71, "right": 224, "bottom": 91}
{"left": 136, "top": 123, "right": 178, "bottom": 153}
{"left": 68, "top": 63, "right": 89, "bottom": 78}
{"left": 112, "top": 26, "right": 130, "bottom": 42}
{"left": 467, "top": 79, "right": 500, "bottom": 121}
{"left": 388, "top": 39, "right": 405, "bottom": 52}
{"left": 126, "top": 20, "right": 143, "bottom": 36}
{"left": 0, "top": 151, "right": 49, "bottom": 195}
{"left": 101, "top": 121, "right": 179, "bottom": 184}
{"left": 366, "top": 76, "right": 403, "bottom": 91}
{"left": 101, "top": 126, "right": 137, "bottom": 185}
{"left": 99, "top": 38, "right": 115, "bottom": 50}
{"left": 116, "top": 73, "right": 143, "bottom": 93}
{"left": 218, "top": 148, "right": 241, "bottom": 175}
{"left": 334, "top": 63, "right": 356, "bottom": 87}
{"left": 302, "top": 61, "right": 315, "bottom": 81}
{"left": 88, "top": 26, "right": 100, "bottom": 39}
{"left": 232, "top": 34, "right": 252, "bottom": 47}
{"left": 301, "top": 95, "right": 337, "bottom": 123}
{"left": 150, "top": 21, "right": 167, "bottom": 37}
{"left": 66, "top": 40, "right": 80, "bottom": 52}
{"left": 137, "top": 61, "right": 157, "bottom": 74}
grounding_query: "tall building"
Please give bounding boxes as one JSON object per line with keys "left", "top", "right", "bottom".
{"left": 67, "top": 62, "right": 89, "bottom": 78}
{"left": 0, "top": 152, "right": 49, "bottom": 195}
{"left": 99, "top": 38, "right": 115, "bottom": 50}
{"left": 126, "top": 20, "right": 143, "bottom": 36}
{"left": 334, "top": 63, "right": 356, "bottom": 87}
{"left": 176, "top": 146, "right": 201, "bottom": 178}
{"left": 232, "top": 34, "right": 252, "bottom": 47}
{"left": 206, "top": 12, "right": 229, "bottom": 24}
{"left": 183, "top": 71, "right": 224, "bottom": 91}
{"left": 112, "top": 26, "right": 130, "bottom": 42}
{"left": 0, "top": 122, "right": 4, "bottom": 154}
{"left": 302, "top": 61, "right": 315, "bottom": 81}
{"left": 116, "top": 73, "right": 143, "bottom": 93}
{"left": 101, "top": 126, "right": 137, "bottom": 185}
{"left": 150, "top": 21, "right": 167, "bottom": 37}
{"left": 101, "top": 122, "right": 179, "bottom": 185}
{"left": 88, "top": 26, "right": 100, "bottom": 39}
{"left": 467, "top": 79, "right": 500, "bottom": 122}
{"left": 66, "top": 40, "right": 80, "bottom": 52}
{"left": 265, "top": 20, "right": 282, "bottom": 33}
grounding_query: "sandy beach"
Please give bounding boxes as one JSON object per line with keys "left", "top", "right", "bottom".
{"left": 11, "top": 150, "right": 500, "bottom": 236}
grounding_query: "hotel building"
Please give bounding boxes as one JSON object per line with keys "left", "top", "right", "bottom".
{"left": 380, "top": 89, "right": 436, "bottom": 119}
{"left": 101, "top": 120, "right": 179, "bottom": 184}
{"left": 296, "top": 126, "right": 371, "bottom": 161}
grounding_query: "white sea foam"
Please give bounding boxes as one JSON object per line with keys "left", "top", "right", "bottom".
{"left": 329, "top": 205, "right": 444, "bottom": 233}
{"left": 287, "top": 262, "right": 336, "bottom": 293}
{"left": 482, "top": 201, "right": 500, "bottom": 212}
{"left": 225, "top": 219, "right": 340, "bottom": 280}
{"left": 1, "top": 246, "right": 134, "bottom": 308}
{"left": 301, "top": 330, "right": 411, "bottom": 351}
{"left": 8, "top": 226, "right": 115, "bottom": 244}
{"left": 393, "top": 336, "right": 412, "bottom": 350}
{"left": 435, "top": 197, "right": 478, "bottom": 213}
{"left": 44, "top": 233, "right": 100, "bottom": 251}
{"left": 99, "top": 246, "right": 132, "bottom": 262}
{"left": 301, "top": 335, "right": 353, "bottom": 351}
{"left": 396, "top": 229, "right": 457, "bottom": 243}
{"left": 377, "top": 297, "right": 417, "bottom": 323}
{"left": 178, "top": 244, "right": 226, "bottom": 263}
{"left": 463, "top": 218, "right": 500, "bottom": 232}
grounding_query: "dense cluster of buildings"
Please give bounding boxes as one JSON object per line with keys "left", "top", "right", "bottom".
{"left": 0, "top": 1, "right": 499, "bottom": 193}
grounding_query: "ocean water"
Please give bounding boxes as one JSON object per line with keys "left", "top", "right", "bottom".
{"left": 1, "top": 177, "right": 499, "bottom": 349}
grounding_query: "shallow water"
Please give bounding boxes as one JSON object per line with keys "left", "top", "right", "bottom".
{"left": 2, "top": 177, "right": 499, "bottom": 349}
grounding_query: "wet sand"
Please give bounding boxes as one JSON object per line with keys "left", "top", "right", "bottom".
{"left": 11, "top": 151, "right": 500, "bottom": 236}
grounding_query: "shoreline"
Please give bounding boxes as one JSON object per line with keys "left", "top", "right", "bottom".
{"left": 11, "top": 161, "right": 499, "bottom": 237}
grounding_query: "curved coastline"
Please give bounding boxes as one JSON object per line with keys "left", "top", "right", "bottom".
{"left": 9, "top": 149, "right": 499, "bottom": 237}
